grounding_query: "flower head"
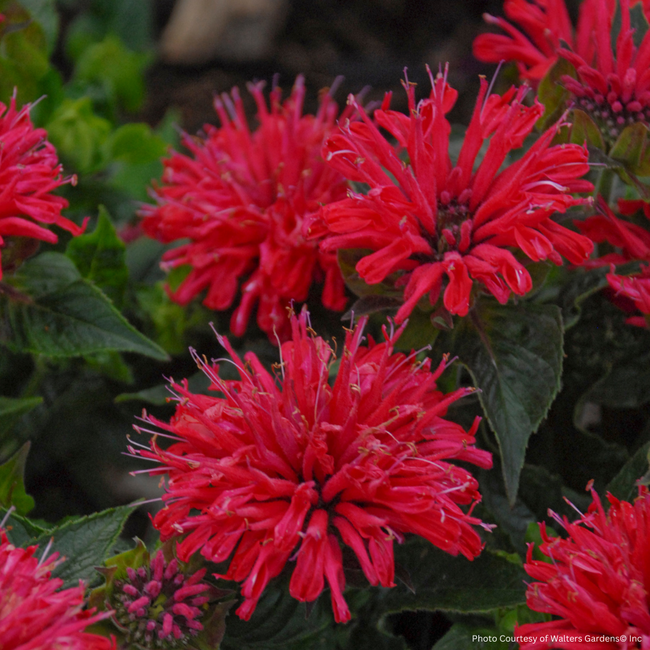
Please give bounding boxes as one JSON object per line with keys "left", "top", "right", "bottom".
{"left": 0, "top": 530, "right": 113, "bottom": 650}
{"left": 312, "top": 70, "right": 593, "bottom": 321}
{"left": 0, "top": 96, "right": 84, "bottom": 279}
{"left": 108, "top": 548, "right": 218, "bottom": 649}
{"left": 517, "top": 488, "right": 650, "bottom": 648}
{"left": 558, "top": 0, "right": 650, "bottom": 144}
{"left": 473, "top": 0, "right": 610, "bottom": 84}
{"left": 130, "top": 308, "right": 492, "bottom": 623}
{"left": 141, "top": 77, "right": 350, "bottom": 341}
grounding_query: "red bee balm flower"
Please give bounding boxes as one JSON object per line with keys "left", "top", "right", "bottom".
{"left": 0, "top": 530, "right": 113, "bottom": 650}
{"left": 473, "top": 0, "right": 611, "bottom": 84}
{"left": 559, "top": 0, "right": 650, "bottom": 143}
{"left": 140, "top": 77, "right": 349, "bottom": 341}
{"left": 0, "top": 97, "right": 84, "bottom": 279}
{"left": 517, "top": 488, "right": 650, "bottom": 648}
{"left": 313, "top": 72, "right": 593, "bottom": 322}
{"left": 130, "top": 309, "right": 492, "bottom": 623}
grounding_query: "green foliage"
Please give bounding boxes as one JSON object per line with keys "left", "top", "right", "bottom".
{"left": 455, "top": 301, "right": 564, "bottom": 504}
{"left": 607, "top": 442, "right": 650, "bottom": 502}
{"left": 66, "top": 206, "right": 128, "bottom": 306}
{"left": 0, "top": 396, "right": 42, "bottom": 441}
{"left": 0, "top": 442, "right": 34, "bottom": 514}
{"left": 536, "top": 58, "right": 574, "bottom": 131}
{"left": 0, "top": 253, "right": 167, "bottom": 359}
{"left": 380, "top": 538, "right": 527, "bottom": 614}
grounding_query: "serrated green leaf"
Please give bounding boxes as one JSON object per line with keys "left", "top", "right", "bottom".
{"left": 381, "top": 538, "right": 527, "bottom": 614}
{"left": 34, "top": 505, "right": 132, "bottom": 588}
{"left": 0, "top": 395, "right": 42, "bottom": 438}
{"left": 0, "top": 506, "right": 49, "bottom": 545}
{"left": 455, "top": 301, "right": 564, "bottom": 504}
{"left": 0, "top": 253, "right": 168, "bottom": 359}
{"left": 0, "top": 442, "right": 34, "bottom": 514}
{"left": 607, "top": 441, "right": 650, "bottom": 502}
{"left": 66, "top": 206, "right": 128, "bottom": 306}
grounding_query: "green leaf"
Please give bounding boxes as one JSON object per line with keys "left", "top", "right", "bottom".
{"left": 609, "top": 122, "right": 650, "bottom": 174}
{"left": 536, "top": 57, "right": 575, "bottom": 131}
{"left": 104, "top": 123, "right": 167, "bottom": 165}
{"left": 17, "top": 0, "right": 59, "bottom": 53}
{"left": 607, "top": 441, "right": 650, "bottom": 502}
{"left": 570, "top": 109, "right": 604, "bottom": 150}
{"left": 0, "top": 395, "right": 42, "bottom": 438}
{"left": 74, "top": 34, "right": 151, "bottom": 113}
{"left": 455, "top": 301, "right": 564, "bottom": 504}
{"left": 45, "top": 97, "right": 112, "bottom": 173}
{"left": 34, "top": 505, "right": 132, "bottom": 588}
{"left": 0, "top": 507, "right": 49, "bottom": 545}
{"left": 381, "top": 539, "right": 527, "bottom": 614}
{"left": 0, "top": 3, "right": 49, "bottom": 103}
{"left": 0, "top": 442, "right": 34, "bottom": 514}
{"left": 0, "top": 253, "right": 168, "bottom": 359}
{"left": 66, "top": 206, "right": 128, "bottom": 306}
{"left": 433, "top": 624, "right": 508, "bottom": 650}
{"left": 337, "top": 249, "right": 402, "bottom": 300}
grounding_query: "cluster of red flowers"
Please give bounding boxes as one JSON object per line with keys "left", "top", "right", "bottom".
{"left": 130, "top": 308, "right": 492, "bottom": 623}
{"left": 517, "top": 488, "right": 650, "bottom": 648}
{"left": 0, "top": 96, "right": 84, "bottom": 280}
{"left": 0, "top": 530, "right": 112, "bottom": 650}
{"left": 310, "top": 69, "right": 593, "bottom": 321}
{"left": 141, "top": 77, "right": 349, "bottom": 341}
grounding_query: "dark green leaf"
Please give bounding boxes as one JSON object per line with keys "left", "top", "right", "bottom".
{"left": 381, "top": 538, "right": 527, "bottom": 614}
{"left": 607, "top": 441, "right": 650, "bottom": 502}
{"left": 34, "top": 505, "right": 132, "bottom": 587}
{"left": 104, "top": 123, "right": 167, "bottom": 165}
{"left": 455, "top": 301, "right": 564, "bottom": 504}
{"left": 0, "top": 395, "right": 42, "bottom": 438}
{"left": 1, "top": 253, "right": 168, "bottom": 359}
{"left": 433, "top": 624, "right": 508, "bottom": 650}
{"left": 610, "top": 122, "right": 650, "bottom": 174}
{"left": 0, "top": 507, "right": 49, "bottom": 545}
{"left": 570, "top": 109, "right": 604, "bottom": 150}
{"left": 66, "top": 206, "right": 128, "bottom": 306}
{"left": 0, "top": 442, "right": 34, "bottom": 514}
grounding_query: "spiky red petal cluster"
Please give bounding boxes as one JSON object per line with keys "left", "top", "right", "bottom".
{"left": 0, "top": 530, "right": 113, "bottom": 650}
{"left": 0, "top": 97, "right": 84, "bottom": 279}
{"left": 473, "top": 0, "right": 608, "bottom": 84}
{"left": 517, "top": 488, "right": 650, "bottom": 649}
{"left": 578, "top": 198, "right": 650, "bottom": 326}
{"left": 312, "top": 72, "right": 593, "bottom": 321}
{"left": 559, "top": 0, "right": 650, "bottom": 142}
{"left": 131, "top": 309, "right": 492, "bottom": 623}
{"left": 140, "top": 77, "right": 349, "bottom": 341}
